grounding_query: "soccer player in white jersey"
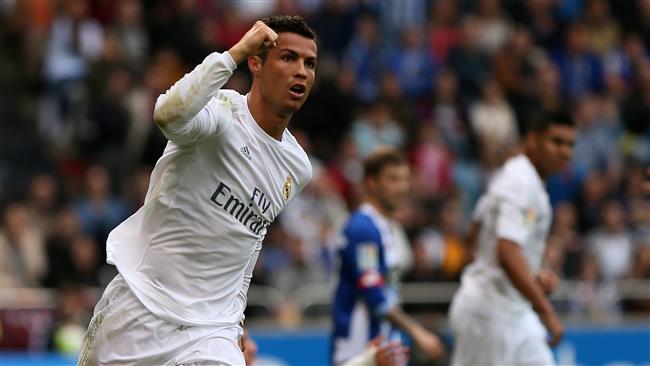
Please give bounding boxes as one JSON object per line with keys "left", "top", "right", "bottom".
{"left": 77, "top": 16, "right": 316, "bottom": 366}
{"left": 448, "top": 111, "right": 576, "bottom": 366}
{"left": 331, "top": 149, "right": 444, "bottom": 365}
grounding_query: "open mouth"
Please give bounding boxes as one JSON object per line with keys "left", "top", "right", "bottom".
{"left": 289, "top": 84, "right": 306, "bottom": 98}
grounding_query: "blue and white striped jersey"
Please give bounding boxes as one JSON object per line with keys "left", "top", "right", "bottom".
{"left": 331, "top": 203, "right": 407, "bottom": 364}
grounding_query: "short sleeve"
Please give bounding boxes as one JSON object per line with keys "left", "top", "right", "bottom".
{"left": 495, "top": 198, "right": 533, "bottom": 247}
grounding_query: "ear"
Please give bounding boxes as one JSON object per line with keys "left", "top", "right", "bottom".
{"left": 365, "top": 176, "right": 377, "bottom": 194}
{"left": 248, "top": 56, "right": 263, "bottom": 77}
{"left": 525, "top": 131, "right": 538, "bottom": 150}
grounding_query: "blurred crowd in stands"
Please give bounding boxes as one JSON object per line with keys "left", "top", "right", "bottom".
{"left": 0, "top": 0, "right": 649, "bottom": 353}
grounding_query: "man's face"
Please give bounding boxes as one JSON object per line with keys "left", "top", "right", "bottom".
{"left": 534, "top": 124, "right": 576, "bottom": 175}
{"left": 254, "top": 32, "right": 317, "bottom": 115}
{"left": 370, "top": 164, "right": 411, "bottom": 213}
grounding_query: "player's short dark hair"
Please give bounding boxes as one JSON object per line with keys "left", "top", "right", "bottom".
{"left": 527, "top": 109, "right": 575, "bottom": 134}
{"left": 363, "top": 148, "right": 407, "bottom": 179}
{"left": 258, "top": 15, "right": 316, "bottom": 61}
{"left": 262, "top": 15, "right": 316, "bottom": 40}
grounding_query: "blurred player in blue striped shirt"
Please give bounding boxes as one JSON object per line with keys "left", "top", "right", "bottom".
{"left": 331, "top": 148, "right": 444, "bottom": 365}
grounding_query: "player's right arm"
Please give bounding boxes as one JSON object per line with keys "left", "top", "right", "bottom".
{"left": 153, "top": 21, "right": 277, "bottom": 144}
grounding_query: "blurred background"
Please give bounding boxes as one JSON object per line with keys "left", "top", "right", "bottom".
{"left": 0, "top": 0, "right": 648, "bottom": 365}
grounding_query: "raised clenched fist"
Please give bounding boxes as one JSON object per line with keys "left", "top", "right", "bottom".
{"left": 228, "top": 21, "right": 279, "bottom": 64}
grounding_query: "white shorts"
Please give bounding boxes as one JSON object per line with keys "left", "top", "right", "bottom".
{"left": 77, "top": 274, "right": 245, "bottom": 366}
{"left": 449, "top": 290, "right": 555, "bottom": 366}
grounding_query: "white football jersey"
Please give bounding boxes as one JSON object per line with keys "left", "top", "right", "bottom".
{"left": 106, "top": 51, "right": 312, "bottom": 326}
{"left": 459, "top": 154, "right": 552, "bottom": 316}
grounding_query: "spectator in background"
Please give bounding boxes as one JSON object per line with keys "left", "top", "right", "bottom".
{"left": 571, "top": 254, "right": 620, "bottom": 321}
{"left": 113, "top": 0, "right": 148, "bottom": 68}
{"left": 427, "top": 0, "right": 462, "bottom": 64}
{"left": 410, "top": 197, "right": 467, "bottom": 282}
{"left": 621, "top": 60, "right": 650, "bottom": 161}
{"left": 326, "top": 136, "right": 364, "bottom": 207}
{"left": 68, "top": 236, "right": 101, "bottom": 287}
{"left": 548, "top": 202, "right": 584, "bottom": 280}
{"left": 577, "top": 171, "right": 610, "bottom": 233}
{"left": 308, "top": 0, "right": 355, "bottom": 60}
{"left": 74, "top": 165, "right": 126, "bottom": 263}
{"left": 377, "top": 72, "right": 417, "bottom": 142}
{"left": 85, "top": 67, "right": 131, "bottom": 172}
{"left": 349, "top": 100, "right": 405, "bottom": 158}
{"left": 473, "top": 0, "right": 512, "bottom": 55}
{"left": 523, "top": 0, "right": 563, "bottom": 50}
{"left": 429, "top": 68, "right": 472, "bottom": 160}
{"left": 123, "top": 166, "right": 151, "bottom": 215}
{"left": 571, "top": 94, "right": 622, "bottom": 176}
{"left": 448, "top": 15, "right": 491, "bottom": 102}
{"left": 25, "top": 174, "right": 59, "bottom": 236}
{"left": 343, "top": 13, "right": 383, "bottom": 103}
{"left": 534, "top": 62, "right": 564, "bottom": 112}
{"left": 469, "top": 76, "right": 519, "bottom": 171}
{"left": 582, "top": 0, "right": 621, "bottom": 57}
{"left": 586, "top": 200, "right": 634, "bottom": 283}
{"left": 0, "top": 203, "right": 46, "bottom": 288}
{"left": 374, "top": 0, "right": 428, "bottom": 43}
{"left": 43, "top": 206, "right": 82, "bottom": 288}
{"left": 383, "top": 27, "right": 437, "bottom": 100}
{"left": 410, "top": 123, "right": 453, "bottom": 200}
{"left": 40, "top": 0, "right": 104, "bottom": 149}
{"left": 492, "top": 26, "right": 548, "bottom": 124}
{"left": 552, "top": 22, "right": 603, "bottom": 100}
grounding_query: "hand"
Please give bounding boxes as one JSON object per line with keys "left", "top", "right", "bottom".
{"left": 536, "top": 268, "right": 560, "bottom": 294}
{"left": 410, "top": 327, "right": 444, "bottom": 360}
{"left": 374, "top": 338, "right": 410, "bottom": 366}
{"left": 540, "top": 309, "right": 564, "bottom": 347}
{"left": 228, "top": 20, "right": 278, "bottom": 64}
{"left": 243, "top": 333, "right": 258, "bottom": 366}
{"left": 239, "top": 326, "right": 249, "bottom": 352}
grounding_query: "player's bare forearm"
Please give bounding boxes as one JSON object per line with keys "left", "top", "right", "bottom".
{"left": 498, "top": 239, "right": 564, "bottom": 345}
{"left": 385, "top": 307, "right": 444, "bottom": 359}
{"left": 385, "top": 306, "right": 419, "bottom": 335}
{"left": 497, "top": 239, "right": 551, "bottom": 315}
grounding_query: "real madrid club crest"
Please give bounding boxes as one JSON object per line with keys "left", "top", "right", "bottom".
{"left": 282, "top": 175, "right": 292, "bottom": 201}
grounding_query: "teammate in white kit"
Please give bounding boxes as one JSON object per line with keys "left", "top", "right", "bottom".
{"left": 449, "top": 111, "right": 576, "bottom": 366}
{"left": 77, "top": 16, "right": 317, "bottom": 366}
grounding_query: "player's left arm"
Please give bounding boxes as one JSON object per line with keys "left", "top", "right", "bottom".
{"left": 498, "top": 239, "right": 563, "bottom": 346}
{"left": 495, "top": 197, "right": 563, "bottom": 346}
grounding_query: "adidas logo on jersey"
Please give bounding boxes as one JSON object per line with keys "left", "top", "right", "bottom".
{"left": 240, "top": 145, "right": 251, "bottom": 161}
